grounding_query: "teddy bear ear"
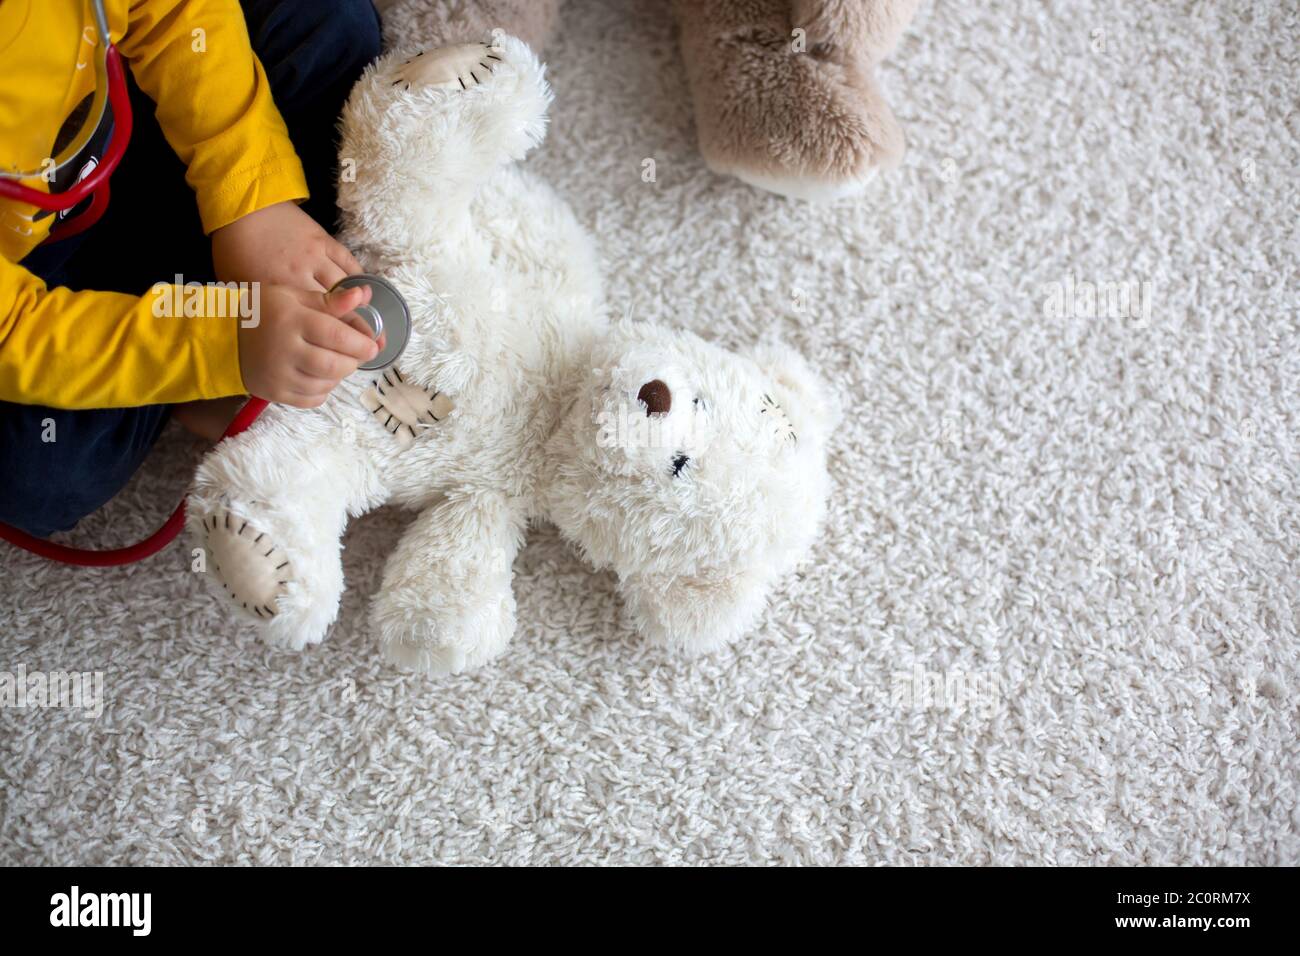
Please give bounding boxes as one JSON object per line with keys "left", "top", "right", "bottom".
{"left": 748, "top": 341, "right": 842, "bottom": 442}
{"left": 620, "top": 566, "right": 774, "bottom": 655}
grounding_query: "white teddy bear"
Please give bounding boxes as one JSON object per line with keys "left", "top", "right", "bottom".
{"left": 188, "top": 36, "right": 836, "bottom": 674}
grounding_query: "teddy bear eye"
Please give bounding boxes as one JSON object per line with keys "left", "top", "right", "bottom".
{"left": 671, "top": 453, "right": 690, "bottom": 477}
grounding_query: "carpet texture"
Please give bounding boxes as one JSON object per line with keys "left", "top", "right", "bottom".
{"left": 2, "top": 0, "right": 1297, "bottom": 865}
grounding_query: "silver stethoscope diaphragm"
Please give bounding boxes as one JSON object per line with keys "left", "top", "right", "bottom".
{"left": 331, "top": 273, "right": 411, "bottom": 371}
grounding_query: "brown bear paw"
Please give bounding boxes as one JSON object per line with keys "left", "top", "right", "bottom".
{"left": 681, "top": 21, "right": 902, "bottom": 201}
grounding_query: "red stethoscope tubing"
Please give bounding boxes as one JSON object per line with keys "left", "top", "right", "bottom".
{"left": 0, "top": 42, "right": 267, "bottom": 565}
{"left": 0, "top": 45, "right": 132, "bottom": 219}
{"left": 0, "top": 398, "right": 268, "bottom": 566}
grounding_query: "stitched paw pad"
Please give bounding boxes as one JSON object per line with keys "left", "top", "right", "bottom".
{"left": 360, "top": 367, "right": 454, "bottom": 450}
{"left": 760, "top": 392, "right": 798, "bottom": 446}
{"left": 201, "top": 511, "right": 291, "bottom": 621}
{"left": 390, "top": 43, "right": 501, "bottom": 92}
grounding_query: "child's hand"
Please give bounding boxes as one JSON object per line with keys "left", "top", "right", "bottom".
{"left": 212, "top": 201, "right": 362, "bottom": 292}
{"left": 238, "top": 284, "right": 380, "bottom": 408}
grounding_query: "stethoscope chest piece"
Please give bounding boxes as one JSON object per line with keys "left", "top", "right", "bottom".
{"left": 331, "top": 273, "right": 411, "bottom": 371}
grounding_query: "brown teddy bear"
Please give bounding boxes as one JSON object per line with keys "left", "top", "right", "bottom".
{"left": 377, "top": 0, "right": 920, "bottom": 200}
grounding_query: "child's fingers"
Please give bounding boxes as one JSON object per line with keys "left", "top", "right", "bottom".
{"left": 327, "top": 240, "right": 363, "bottom": 277}
{"left": 312, "top": 238, "right": 363, "bottom": 291}
{"left": 338, "top": 311, "right": 375, "bottom": 339}
{"left": 296, "top": 344, "right": 362, "bottom": 382}
{"left": 313, "top": 260, "right": 349, "bottom": 293}
{"left": 335, "top": 287, "right": 378, "bottom": 341}
{"left": 288, "top": 366, "right": 344, "bottom": 392}
{"left": 303, "top": 306, "right": 380, "bottom": 362}
{"left": 338, "top": 324, "right": 387, "bottom": 354}
{"left": 320, "top": 285, "right": 370, "bottom": 318}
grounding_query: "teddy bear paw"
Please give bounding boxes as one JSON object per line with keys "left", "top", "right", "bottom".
{"left": 390, "top": 43, "right": 501, "bottom": 92}
{"left": 200, "top": 511, "right": 292, "bottom": 621}
{"left": 680, "top": 21, "right": 901, "bottom": 200}
{"left": 360, "top": 367, "right": 454, "bottom": 450}
{"left": 373, "top": 594, "right": 515, "bottom": 676}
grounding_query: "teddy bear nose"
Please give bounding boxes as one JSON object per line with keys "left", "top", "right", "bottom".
{"left": 637, "top": 379, "right": 672, "bottom": 416}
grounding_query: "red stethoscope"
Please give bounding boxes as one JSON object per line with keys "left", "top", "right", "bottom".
{"left": 0, "top": 0, "right": 131, "bottom": 237}
{"left": 0, "top": 0, "right": 267, "bottom": 566}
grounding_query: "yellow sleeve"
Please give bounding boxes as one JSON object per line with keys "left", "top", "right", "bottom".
{"left": 0, "top": 256, "right": 246, "bottom": 409}
{"left": 119, "top": 0, "right": 310, "bottom": 234}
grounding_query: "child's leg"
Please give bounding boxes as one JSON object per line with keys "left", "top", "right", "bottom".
{"left": 0, "top": 403, "right": 171, "bottom": 538}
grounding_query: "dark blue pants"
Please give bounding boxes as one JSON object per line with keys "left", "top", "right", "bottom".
{"left": 0, "top": 0, "right": 380, "bottom": 538}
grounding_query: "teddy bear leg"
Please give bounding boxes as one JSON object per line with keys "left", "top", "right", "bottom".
{"left": 188, "top": 423, "right": 377, "bottom": 650}
{"left": 370, "top": 493, "right": 524, "bottom": 675}
{"left": 380, "top": 0, "right": 563, "bottom": 55}
{"left": 675, "top": 0, "right": 918, "bottom": 201}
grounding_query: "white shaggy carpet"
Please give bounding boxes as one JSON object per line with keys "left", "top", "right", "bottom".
{"left": 2, "top": 0, "right": 1297, "bottom": 866}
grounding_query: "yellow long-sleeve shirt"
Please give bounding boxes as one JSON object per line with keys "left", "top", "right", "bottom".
{"left": 0, "top": 0, "right": 311, "bottom": 408}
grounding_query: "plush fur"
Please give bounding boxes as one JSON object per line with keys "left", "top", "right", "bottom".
{"left": 378, "top": 0, "right": 562, "bottom": 59}
{"left": 187, "top": 37, "right": 836, "bottom": 674}
{"left": 377, "top": 0, "right": 919, "bottom": 200}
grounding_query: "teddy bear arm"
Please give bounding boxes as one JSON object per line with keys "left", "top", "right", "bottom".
{"left": 336, "top": 35, "right": 553, "bottom": 255}
{"left": 370, "top": 492, "right": 526, "bottom": 674}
